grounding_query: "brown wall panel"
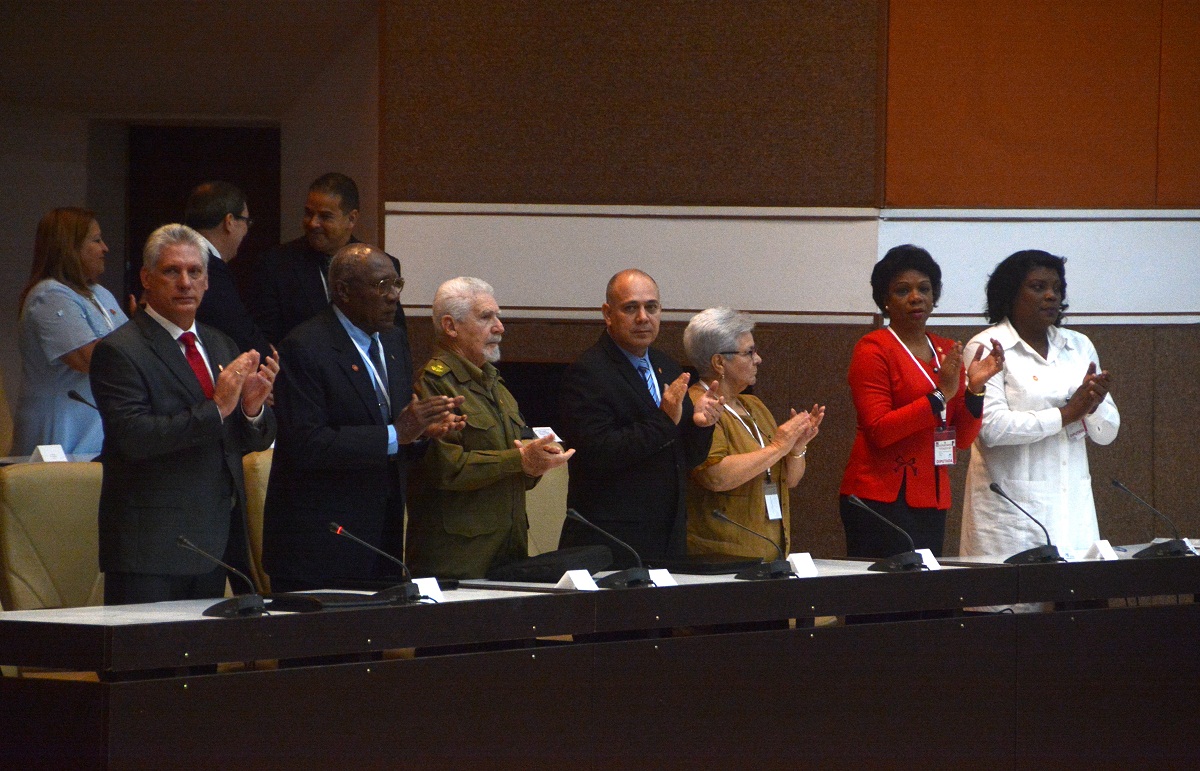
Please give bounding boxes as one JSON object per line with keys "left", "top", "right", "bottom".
{"left": 886, "top": 0, "right": 1162, "bottom": 208}
{"left": 1157, "top": 0, "right": 1200, "bottom": 206}
{"left": 408, "top": 316, "right": 1198, "bottom": 558}
{"left": 381, "top": 1, "right": 885, "bottom": 206}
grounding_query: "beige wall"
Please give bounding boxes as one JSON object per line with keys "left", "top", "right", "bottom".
{"left": 0, "top": 11, "right": 381, "bottom": 419}
{"left": 279, "top": 18, "right": 382, "bottom": 246}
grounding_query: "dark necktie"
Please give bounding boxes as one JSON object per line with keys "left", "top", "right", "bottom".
{"left": 637, "top": 363, "right": 660, "bottom": 406}
{"left": 367, "top": 336, "right": 390, "bottom": 421}
{"left": 179, "top": 331, "right": 214, "bottom": 399}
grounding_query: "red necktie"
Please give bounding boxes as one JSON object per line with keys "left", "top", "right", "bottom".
{"left": 179, "top": 331, "right": 214, "bottom": 399}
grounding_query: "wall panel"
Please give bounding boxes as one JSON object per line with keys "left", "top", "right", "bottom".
{"left": 886, "top": 0, "right": 1162, "bottom": 207}
{"left": 381, "top": 0, "right": 885, "bottom": 206}
{"left": 1157, "top": 0, "right": 1200, "bottom": 206}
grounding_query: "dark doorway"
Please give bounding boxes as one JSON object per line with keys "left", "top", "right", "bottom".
{"left": 125, "top": 124, "right": 280, "bottom": 300}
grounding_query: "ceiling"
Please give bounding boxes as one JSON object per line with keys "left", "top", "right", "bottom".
{"left": 0, "top": 0, "right": 378, "bottom": 117}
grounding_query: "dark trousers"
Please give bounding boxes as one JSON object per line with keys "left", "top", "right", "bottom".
{"left": 104, "top": 565, "right": 227, "bottom": 605}
{"left": 839, "top": 490, "right": 946, "bottom": 559}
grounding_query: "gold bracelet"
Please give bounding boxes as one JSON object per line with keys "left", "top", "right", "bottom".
{"left": 966, "top": 384, "right": 986, "bottom": 397}
{"left": 791, "top": 447, "right": 807, "bottom": 459}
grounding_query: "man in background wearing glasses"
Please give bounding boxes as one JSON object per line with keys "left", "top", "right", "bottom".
{"left": 185, "top": 180, "right": 272, "bottom": 358}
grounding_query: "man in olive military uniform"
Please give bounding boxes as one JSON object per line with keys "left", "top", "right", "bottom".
{"left": 406, "top": 277, "right": 573, "bottom": 579}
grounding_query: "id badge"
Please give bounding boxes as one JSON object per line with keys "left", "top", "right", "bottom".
{"left": 764, "top": 483, "right": 783, "bottom": 520}
{"left": 933, "top": 426, "right": 957, "bottom": 467}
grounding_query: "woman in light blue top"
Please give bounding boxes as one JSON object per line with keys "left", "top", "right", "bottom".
{"left": 13, "top": 208, "right": 127, "bottom": 455}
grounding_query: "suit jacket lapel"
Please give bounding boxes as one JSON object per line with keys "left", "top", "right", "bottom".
{"left": 328, "top": 313, "right": 386, "bottom": 425}
{"left": 136, "top": 312, "right": 208, "bottom": 403}
{"left": 601, "top": 332, "right": 659, "bottom": 412}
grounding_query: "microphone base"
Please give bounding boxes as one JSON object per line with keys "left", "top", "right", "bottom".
{"left": 202, "top": 593, "right": 265, "bottom": 619}
{"left": 1004, "top": 544, "right": 1063, "bottom": 564}
{"left": 867, "top": 551, "right": 925, "bottom": 572}
{"left": 735, "top": 559, "right": 793, "bottom": 581}
{"left": 1133, "top": 539, "right": 1196, "bottom": 559}
{"left": 596, "top": 567, "right": 654, "bottom": 589}
{"left": 373, "top": 582, "right": 423, "bottom": 604}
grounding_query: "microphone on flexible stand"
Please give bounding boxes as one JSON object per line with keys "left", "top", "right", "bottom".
{"left": 67, "top": 390, "right": 98, "bottom": 411}
{"left": 327, "top": 522, "right": 422, "bottom": 603}
{"left": 847, "top": 496, "right": 925, "bottom": 572}
{"left": 564, "top": 509, "right": 653, "bottom": 588}
{"left": 1110, "top": 479, "right": 1195, "bottom": 558}
{"left": 988, "top": 483, "right": 1063, "bottom": 564}
{"left": 709, "top": 510, "right": 791, "bottom": 580}
{"left": 176, "top": 536, "right": 265, "bottom": 618}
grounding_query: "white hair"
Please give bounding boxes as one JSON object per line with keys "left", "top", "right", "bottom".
{"left": 683, "top": 307, "right": 755, "bottom": 378}
{"left": 142, "top": 224, "right": 208, "bottom": 271}
{"left": 432, "top": 276, "right": 495, "bottom": 335}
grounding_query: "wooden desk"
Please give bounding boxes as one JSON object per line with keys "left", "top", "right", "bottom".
{"left": 0, "top": 557, "right": 1195, "bottom": 769}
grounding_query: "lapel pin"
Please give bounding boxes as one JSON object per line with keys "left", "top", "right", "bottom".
{"left": 351, "top": 364, "right": 360, "bottom": 372}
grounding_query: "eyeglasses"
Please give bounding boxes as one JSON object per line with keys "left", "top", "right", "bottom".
{"left": 719, "top": 347, "right": 758, "bottom": 358}
{"left": 232, "top": 214, "right": 254, "bottom": 228}
{"left": 372, "top": 277, "right": 406, "bottom": 296}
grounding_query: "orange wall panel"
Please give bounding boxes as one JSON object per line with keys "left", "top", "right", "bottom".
{"left": 886, "top": 0, "right": 1162, "bottom": 208}
{"left": 1157, "top": 0, "right": 1200, "bottom": 206}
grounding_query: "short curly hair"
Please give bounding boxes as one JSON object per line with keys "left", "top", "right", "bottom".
{"left": 870, "top": 244, "right": 942, "bottom": 314}
{"left": 984, "top": 250, "right": 1068, "bottom": 325}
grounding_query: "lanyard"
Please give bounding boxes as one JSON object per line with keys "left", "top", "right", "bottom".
{"left": 87, "top": 293, "right": 116, "bottom": 332}
{"left": 886, "top": 326, "right": 944, "bottom": 423}
{"left": 705, "top": 383, "right": 772, "bottom": 482}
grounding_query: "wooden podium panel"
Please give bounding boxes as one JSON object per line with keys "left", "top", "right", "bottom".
{"left": 591, "top": 614, "right": 1017, "bottom": 767}
{"left": 1016, "top": 602, "right": 1200, "bottom": 764}
{"left": 2, "top": 644, "right": 594, "bottom": 771}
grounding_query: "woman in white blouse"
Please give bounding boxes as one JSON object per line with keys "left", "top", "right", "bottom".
{"left": 961, "top": 250, "right": 1119, "bottom": 558}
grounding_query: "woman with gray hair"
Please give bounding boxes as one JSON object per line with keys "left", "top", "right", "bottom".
{"left": 683, "top": 307, "right": 825, "bottom": 560}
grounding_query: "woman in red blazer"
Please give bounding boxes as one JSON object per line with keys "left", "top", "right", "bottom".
{"left": 839, "top": 245, "right": 1004, "bottom": 558}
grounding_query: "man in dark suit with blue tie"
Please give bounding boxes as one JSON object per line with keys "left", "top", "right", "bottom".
{"left": 557, "top": 269, "right": 723, "bottom": 566}
{"left": 185, "top": 181, "right": 272, "bottom": 358}
{"left": 91, "top": 224, "right": 278, "bottom": 605}
{"left": 263, "top": 243, "right": 464, "bottom": 591}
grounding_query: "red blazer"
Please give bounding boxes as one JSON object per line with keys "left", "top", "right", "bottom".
{"left": 839, "top": 328, "right": 981, "bottom": 509}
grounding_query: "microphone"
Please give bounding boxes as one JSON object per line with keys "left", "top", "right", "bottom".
{"left": 327, "top": 522, "right": 421, "bottom": 603}
{"left": 1110, "top": 479, "right": 1195, "bottom": 558}
{"left": 176, "top": 536, "right": 265, "bottom": 618}
{"left": 846, "top": 496, "right": 925, "bottom": 572}
{"left": 709, "top": 510, "right": 791, "bottom": 580}
{"left": 988, "top": 483, "right": 1063, "bottom": 564}
{"left": 564, "top": 509, "right": 653, "bottom": 588}
{"left": 67, "top": 389, "right": 98, "bottom": 410}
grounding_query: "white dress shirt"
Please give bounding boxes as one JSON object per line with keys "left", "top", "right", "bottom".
{"left": 960, "top": 319, "right": 1120, "bottom": 557}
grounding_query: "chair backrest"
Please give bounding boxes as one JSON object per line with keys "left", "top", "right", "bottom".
{"left": 0, "top": 462, "right": 103, "bottom": 610}
{"left": 242, "top": 448, "right": 273, "bottom": 594}
{"left": 525, "top": 463, "right": 568, "bottom": 556}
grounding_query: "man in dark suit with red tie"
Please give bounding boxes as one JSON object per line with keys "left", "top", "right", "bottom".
{"left": 90, "top": 224, "right": 277, "bottom": 605}
{"left": 557, "top": 269, "right": 723, "bottom": 566}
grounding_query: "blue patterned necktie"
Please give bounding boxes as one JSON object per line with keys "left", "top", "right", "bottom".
{"left": 637, "top": 363, "right": 660, "bottom": 406}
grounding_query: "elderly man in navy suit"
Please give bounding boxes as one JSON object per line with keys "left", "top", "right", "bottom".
{"left": 263, "top": 243, "right": 464, "bottom": 591}
{"left": 91, "top": 224, "right": 277, "bottom": 605}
